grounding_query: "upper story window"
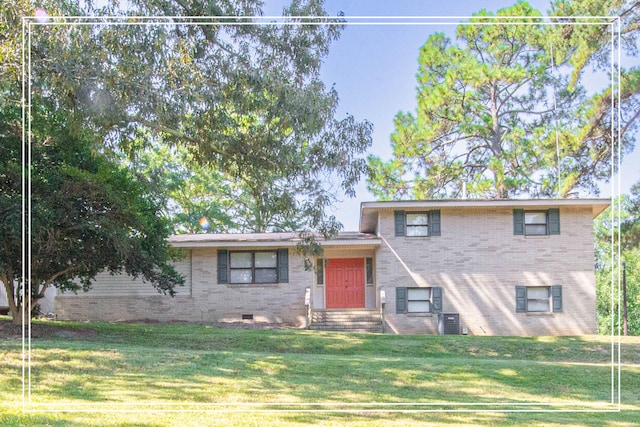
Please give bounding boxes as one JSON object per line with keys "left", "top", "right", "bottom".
{"left": 525, "top": 211, "right": 548, "bottom": 236}
{"left": 394, "top": 210, "right": 441, "bottom": 237}
{"left": 513, "top": 209, "right": 560, "bottom": 236}
{"left": 406, "top": 212, "right": 430, "bottom": 236}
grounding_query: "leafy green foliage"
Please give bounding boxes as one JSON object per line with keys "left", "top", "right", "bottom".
{"left": 368, "top": 2, "right": 583, "bottom": 200}
{"left": 368, "top": 0, "right": 638, "bottom": 200}
{"left": 0, "top": 104, "right": 184, "bottom": 324}
{"left": 23, "top": 0, "right": 372, "bottom": 235}
{"left": 594, "top": 195, "right": 640, "bottom": 335}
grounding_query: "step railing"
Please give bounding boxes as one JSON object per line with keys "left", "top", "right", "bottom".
{"left": 305, "top": 287, "right": 311, "bottom": 329}
{"left": 380, "top": 289, "right": 386, "bottom": 334}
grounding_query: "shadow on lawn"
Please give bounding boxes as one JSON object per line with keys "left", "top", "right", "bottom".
{"left": 22, "top": 345, "right": 637, "bottom": 408}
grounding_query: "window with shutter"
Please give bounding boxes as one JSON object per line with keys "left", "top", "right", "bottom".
{"left": 548, "top": 209, "right": 561, "bottom": 235}
{"left": 552, "top": 285, "right": 563, "bottom": 312}
{"left": 397, "top": 287, "right": 442, "bottom": 314}
{"left": 515, "top": 286, "right": 526, "bottom": 312}
{"left": 395, "top": 210, "right": 441, "bottom": 237}
{"left": 514, "top": 209, "right": 561, "bottom": 236}
{"left": 516, "top": 285, "right": 562, "bottom": 313}
{"left": 396, "top": 287, "right": 407, "bottom": 314}
{"left": 432, "top": 287, "right": 443, "bottom": 313}
{"left": 217, "top": 250, "right": 229, "bottom": 284}
{"left": 513, "top": 210, "right": 525, "bottom": 235}
{"left": 394, "top": 210, "right": 406, "bottom": 236}
{"left": 429, "top": 210, "right": 441, "bottom": 236}
{"left": 277, "top": 248, "right": 289, "bottom": 283}
{"left": 220, "top": 249, "right": 288, "bottom": 284}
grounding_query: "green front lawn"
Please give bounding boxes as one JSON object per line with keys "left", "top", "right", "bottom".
{"left": 1, "top": 318, "right": 638, "bottom": 426}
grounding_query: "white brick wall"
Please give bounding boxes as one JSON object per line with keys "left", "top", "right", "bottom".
{"left": 56, "top": 247, "right": 312, "bottom": 326}
{"left": 378, "top": 206, "right": 597, "bottom": 335}
{"left": 54, "top": 204, "right": 600, "bottom": 336}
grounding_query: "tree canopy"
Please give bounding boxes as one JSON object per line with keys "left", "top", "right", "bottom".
{"left": 0, "top": 0, "right": 374, "bottom": 323}
{"left": 0, "top": 104, "right": 184, "bottom": 324}
{"left": 367, "top": 0, "right": 638, "bottom": 200}
{"left": 22, "top": 0, "right": 372, "bottom": 235}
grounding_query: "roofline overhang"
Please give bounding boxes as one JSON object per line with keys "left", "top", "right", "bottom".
{"left": 169, "top": 237, "right": 381, "bottom": 249}
{"left": 359, "top": 198, "right": 611, "bottom": 232}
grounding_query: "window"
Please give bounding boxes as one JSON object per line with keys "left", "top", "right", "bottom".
{"left": 366, "top": 258, "right": 374, "bottom": 284}
{"left": 526, "top": 287, "right": 550, "bottom": 312}
{"left": 525, "top": 212, "right": 548, "bottom": 236}
{"left": 516, "top": 285, "right": 562, "bottom": 313}
{"left": 396, "top": 286, "right": 443, "bottom": 314}
{"left": 408, "top": 288, "right": 431, "bottom": 312}
{"left": 217, "top": 249, "right": 288, "bottom": 284}
{"left": 394, "top": 210, "right": 441, "bottom": 237}
{"left": 316, "top": 258, "right": 324, "bottom": 285}
{"left": 513, "top": 209, "right": 560, "bottom": 236}
{"left": 406, "top": 213, "right": 429, "bottom": 236}
{"left": 230, "top": 251, "right": 277, "bottom": 284}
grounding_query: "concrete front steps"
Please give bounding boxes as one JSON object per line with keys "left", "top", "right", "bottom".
{"left": 309, "top": 309, "right": 383, "bottom": 333}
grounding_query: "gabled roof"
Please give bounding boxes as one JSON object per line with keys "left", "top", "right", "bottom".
{"left": 359, "top": 198, "right": 610, "bottom": 234}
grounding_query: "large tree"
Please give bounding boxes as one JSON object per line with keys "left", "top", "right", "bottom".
{"left": 367, "top": 1, "right": 636, "bottom": 200}
{"left": 23, "top": 0, "right": 372, "bottom": 235}
{"left": 0, "top": 105, "right": 184, "bottom": 325}
{"left": 1, "top": 0, "right": 373, "bottom": 322}
{"left": 547, "top": 0, "right": 639, "bottom": 195}
{"left": 594, "top": 194, "right": 640, "bottom": 335}
{"left": 368, "top": 2, "right": 581, "bottom": 200}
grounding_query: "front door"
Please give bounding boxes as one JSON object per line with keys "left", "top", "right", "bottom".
{"left": 325, "top": 258, "right": 365, "bottom": 309}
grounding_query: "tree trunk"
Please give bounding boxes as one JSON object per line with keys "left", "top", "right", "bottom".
{"left": 2, "top": 275, "right": 23, "bottom": 326}
{"left": 489, "top": 82, "right": 507, "bottom": 199}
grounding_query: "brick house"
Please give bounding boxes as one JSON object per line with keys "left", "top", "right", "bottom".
{"left": 54, "top": 198, "right": 609, "bottom": 336}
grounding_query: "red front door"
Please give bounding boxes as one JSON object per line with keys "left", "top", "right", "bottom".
{"left": 325, "top": 258, "right": 365, "bottom": 309}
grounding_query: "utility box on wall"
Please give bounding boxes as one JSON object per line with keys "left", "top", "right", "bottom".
{"left": 437, "top": 312, "right": 460, "bottom": 335}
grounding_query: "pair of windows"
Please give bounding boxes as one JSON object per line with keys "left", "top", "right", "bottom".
{"left": 396, "top": 285, "right": 562, "bottom": 314}
{"left": 516, "top": 285, "right": 562, "bottom": 313}
{"left": 396, "top": 208, "right": 561, "bottom": 237}
{"left": 217, "top": 249, "right": 288, "bottom": 284}
{"left": 396, "top": 287, "right": 443, "bottom": 314}
{"left": 394, "top": 210, "right": 441, "bottom": 237}
{"left": 513, "top": 209, "right": 560, "bottom": 236}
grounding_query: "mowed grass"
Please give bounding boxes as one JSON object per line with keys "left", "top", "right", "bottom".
{"left": 1, "top": 317, "right": 639, "bottom": 426}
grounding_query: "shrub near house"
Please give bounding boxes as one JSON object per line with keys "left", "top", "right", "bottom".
{"left": 55, "top": 198, "right": 609, "bottom": 336}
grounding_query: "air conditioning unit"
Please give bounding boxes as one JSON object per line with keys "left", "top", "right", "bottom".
{"left": 437, "top": 312, "right": 460, "bottom": 335}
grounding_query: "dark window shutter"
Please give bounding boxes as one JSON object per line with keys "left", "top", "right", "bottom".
{"left": 516, "top": 286, "right": 526, "bottom": 312}
{"left": 396, "top": 287, "right": 407, "bottom": 314}
{"left": 429, "top": 210, "right": 441, "bottom": 236}
{"left": 552, "top": 285, "right": 563, "bottom": 312}
{"left": 548, "top": 209, "right": 560, "bottom": 235}
{"left": 394, "top": 210, "right": 406, "bottom": 237}
{"left": 366, "top": 258, "right": 374, "bottom": 284}
{"left": 277, "top": 249, "right": 289, "bottom": 283}
{"left": 316, "top": 258, "right": 324, "bottom": 285}
{"left": 217, "top": 250, "right": 228, "bottom": 284}
{"left": 513, "top": 210, "right": 525, "bottom": 235}
{"left": 432, "top": 287, "right": 443, "bottom": 313}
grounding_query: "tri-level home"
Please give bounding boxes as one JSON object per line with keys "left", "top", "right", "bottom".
{"left": 54, "top": 198, "right": 609, "bottom": 336}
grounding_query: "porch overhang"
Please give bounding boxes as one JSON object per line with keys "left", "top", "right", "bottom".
{"left": 168, "top": 231, "right": 381, "bottom": 249}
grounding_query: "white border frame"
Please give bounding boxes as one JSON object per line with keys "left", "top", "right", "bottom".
{"left": 21, "top": 13, "right": 622, "bottom": 414}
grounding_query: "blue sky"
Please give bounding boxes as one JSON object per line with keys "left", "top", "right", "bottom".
{"left": 263, "top": 0, "right": 639, "bottom": 231}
